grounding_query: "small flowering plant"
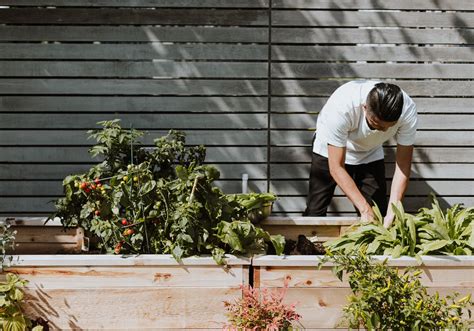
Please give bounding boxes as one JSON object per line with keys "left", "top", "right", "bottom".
{"left": 223, "top": 281, "right": 301, "bottom": 330}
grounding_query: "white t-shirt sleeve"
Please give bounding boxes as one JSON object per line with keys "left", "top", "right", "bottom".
{"left": 324, "top": 107, "right": 352, "bottom": 147}
{"left": 395, "top": 101, "right": 418, "bottom": 146}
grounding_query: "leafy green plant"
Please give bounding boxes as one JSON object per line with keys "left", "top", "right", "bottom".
{"left": 321, "top": 252, "right": 473, "bottom": 330}
{"left": 223, "top": 282, "right": 301, "bottom": 330}
{"left": 227, "top": 193, "right": 276, "bottom": 224}
{"left": 0, "top": 273, "right": 43, "bottom": 331}
{"left": 325, "top": 200, "right": 473, "bottom": 258}
{"left": 51, "top": 120, "right": 284, "bottom": 264}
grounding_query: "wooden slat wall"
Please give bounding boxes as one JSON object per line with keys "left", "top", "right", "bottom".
{"left": 0, "top": 0, "right": 270, "bottom": 216}
{"left": 0, "top": 0, "right": 472, "bottom": 216}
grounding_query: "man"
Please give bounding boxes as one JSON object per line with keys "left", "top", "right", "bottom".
{"left": 304, "top": 81, "right": 417, "bottom": 228}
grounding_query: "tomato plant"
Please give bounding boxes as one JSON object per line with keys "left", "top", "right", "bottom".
{"left": 51, "top": 120, "right": 284, "bottom": 264}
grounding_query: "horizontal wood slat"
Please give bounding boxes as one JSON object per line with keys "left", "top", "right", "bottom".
{"left": 0, "top": 147, "right": 268, "bottom": 163}
{"left": 0, "top": 79, "right": 267, "bottom": 95}
{"left": 0, "top": 96, "right": 268, "bottom": 113}
{"left": 0, "top": 9, "right": 268, "bottom": 26}
{"left": 269, "top": 147, "right": 474, "bottom": 164}
{"left": 0, "top": 164, "right": 268, "bottom": 180}
{"left": 0, "top": 0, "right": 269, "bottom": 7}
{"left": 270, "top": 180, "right": 474, "bottom": 197}
{"left": 271, "top": 164, "right": 474, "bottom": 179}
{"left": 271, "top": 131, "right": 474, "bottom": 147}
{"left": 0, "top": 130, "right": 268, "bottom": 146}
{"left": 271, "top": 80, "right": 474, "bottom": 96}
{"left": 273, "top": 11, "right": 474, "bottom": 28}
{"left": 0, "top": 61, "right": 268, "bottom": 78}
{"left": 270, "top": 114, "right": 474, "bottom": 130}
{"left": 0, "top": 114, "right": 267, "bottom": 129}
{"left": 272, "top": 0, "right": 474, "bottom": 10}
{"left": 0, "top": 26, "right": 269, "bottom": 42}
{"left": 272, "top": 28, "right": 474, "bottom": 44}
{"left": 272, "top": 45, "right": 474, "bottom": 63}
{"left": 0, "top": 44, "right": 268, "bottom": 60}
{"left": 272, "top": 63, "right": 474, "bottom": 79}
{"left": 271, "top": 97, "right": 474, "bottom": 113}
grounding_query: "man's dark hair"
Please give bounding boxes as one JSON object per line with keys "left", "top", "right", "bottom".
{"left": 366, "top": 82, "right": 404, "bottom": 122}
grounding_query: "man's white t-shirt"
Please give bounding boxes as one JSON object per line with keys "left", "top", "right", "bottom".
{"left": 313, "top": 80, "right": 418, "bottom": 165}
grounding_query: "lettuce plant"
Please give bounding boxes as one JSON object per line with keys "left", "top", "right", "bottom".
{"left": 325, "top": 199, "right": 473, "bottom": 258}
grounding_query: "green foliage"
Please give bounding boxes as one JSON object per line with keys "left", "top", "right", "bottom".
{"left": 0, "top": 222, "right": 16, "bottom": 270}
{"left": 51, "top": 120, "right": 284, "bottom": 264}
{"left": 321, "top": 252, "right": 473, "bottom": 330}
{"left": 0, "top": 273, "right": 43, "bottom": 331}
{"left": 325, "top": 200, "right": 473, "bottom": 258}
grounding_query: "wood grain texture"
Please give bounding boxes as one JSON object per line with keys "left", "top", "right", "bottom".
{"left": 0, "top": 8, "right": 268, "bottom": 26}
{"left": 0, "top": 0, "right": 269, "bottom": 7}
{"left": 272, "top": 0, "right": 474, "bottom": 10}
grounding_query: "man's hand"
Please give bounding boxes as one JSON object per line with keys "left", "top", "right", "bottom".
{"left": 361, "top": 206, "right": 375, "bottom": 222}
{"left": 383, "top": 212, "right": 395, "bottom": 228}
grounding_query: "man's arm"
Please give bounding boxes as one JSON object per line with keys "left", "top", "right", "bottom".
{"left": 327, "top": 144, "right": 374, "bottom": 221}
{"left": 384, "top": 144, "right": 414, "bottom": 227}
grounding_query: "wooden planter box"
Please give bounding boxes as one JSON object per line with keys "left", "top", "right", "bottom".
{"left": 3, "top": 217, "right": 83, "bottom": 254}
{"left": 5, "top": 255, "right": 249, "bottom": 330}
{"left": 253, "top": 255, "right": 474, "bottom": 329}
{"left": 260, "top": 217, "right": 358, "bottom": 243}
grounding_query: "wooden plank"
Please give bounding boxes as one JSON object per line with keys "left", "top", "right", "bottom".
{"left": 7, "top": 254, "right": 250, "bottom": 267}
{"left": 272, "top": 63, "right": 474, "bottom": 79}
{"left": 270, "top": 114, "right": 474, "bottom": 130}
{"left": 274, "top": 11, "right": 474, "bottom": 28}
{"left": 271, "top": 131, "right": 474, "bottom": 147}
{"left": 8, "top": 265, "right": 245, "bottom": 288}
{"left": 0, "top": 114, "right": 267, "bottom": 129}
{"left": 0, "top": 0, "right": 269, "bottom": 7}
{"left": 271, "top": 97, "right": 474, "bottom": 114}
{"left": 0, "top": 79, "right": 267, "bottom": 96}
{"left": 11, "top": 242, "right": 82, "bottom": 254}
{"left": 0, "top": 26, "right": 269, "bottom": 42}
{"left": 271, "top": 163, "right": 474, "bottom": 179}
{"left": 272, "top": 45, "right": 474, "bottom": 62}
{"left": 271, "top": 80, "right": 474, "bottom": 97}
{"left": 0, "top": 146, "right": 268, "bottom": 163}
{"left": 258, "top": 266, "right": 474, "bottom": 288}
{"left": 269, "top": 146, "right": 474, "bottom": 163}
{"left": 21, "top": 287, "right": 241, "bottom": 329}
{"left": 0, "top": 61, "right": 268, "bottom": 78}
{"left": 0, "top": 130, "right": 267, "bottom": 146}
{"left": 0, "top": 180, "right": 267, "bottom": 196}
{"left": 0, "top": 8, "right": 268, "bottom": 26}
{"left": 0, "top": 163, "right": 268, "bottom": 181}
{"left": 0, "top": 96, "right": 268, "bottom": 112}
{"left": 272, "top": 28, "right": 474, "bottom": 44}
{"left": 12, "top": 226, "right": 80, "bottom": 243}
{"left": 270, "top": 180, "right": 474, "bottom": 196}
{"left": 0, "top": 43, "right": 268, "bottom": 60}
{"left": 272, "top": 0, "right": 474, "bottom": 10}
{"left": 273, "top": 196, "right": 474, "bottom": 213}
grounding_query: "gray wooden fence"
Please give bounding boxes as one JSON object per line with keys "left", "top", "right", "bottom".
{"left": 0, "top": 0, "right": 473, "bottom": 216}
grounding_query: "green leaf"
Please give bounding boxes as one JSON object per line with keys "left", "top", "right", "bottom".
{"left": 269, "top": 234, "right": 285, "bottom": 255}
{"left": 419, "top": 240, "right": 450, "bottom": 255}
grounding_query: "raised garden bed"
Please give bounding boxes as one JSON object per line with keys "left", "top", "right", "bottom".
{"left": 4, "top": 254, "right": 249, "bottom": 330}
{"left": 253, "top": 255, "right": 474, "bottom": 329}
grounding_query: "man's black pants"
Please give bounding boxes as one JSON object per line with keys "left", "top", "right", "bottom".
{"left": 304, "top": 153, "right": 388, "bottom": 216}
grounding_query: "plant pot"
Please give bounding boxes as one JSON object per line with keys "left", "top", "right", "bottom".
{"left": 248, "top": 202, "right": 272, "bottom": 224}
